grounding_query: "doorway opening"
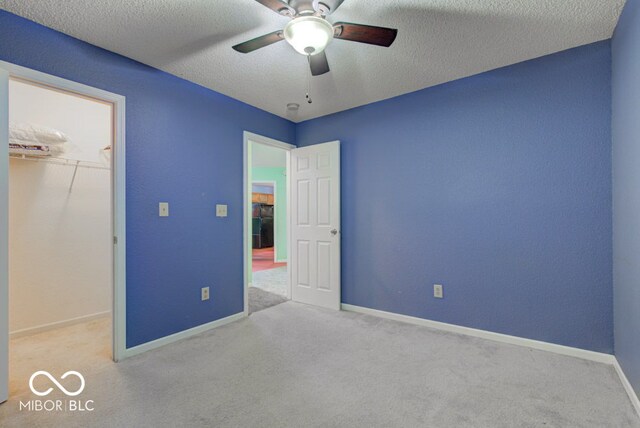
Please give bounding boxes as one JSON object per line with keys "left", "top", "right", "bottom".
{"left": 7, "top": 78, "right": 113, "bottom": 397}
{"left": 252, "top": 182, "right": 285, "bottom": 270}
{"left": 0, "top": 62, "right": 126, "bottom": 403}
{"left": 243, "top": 132, "right": 294, "bottom": 315}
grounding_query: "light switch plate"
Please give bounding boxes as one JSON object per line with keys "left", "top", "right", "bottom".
{"left": 216, "top": 204, "right": 228, "bottom": 217}
{"left": 159, "top": 202, "right": 169, "bottom": 217}
{"left": 434, "top": 284, "right": 444, "bottom": 299}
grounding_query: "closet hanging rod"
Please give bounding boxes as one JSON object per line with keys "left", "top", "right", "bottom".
{"left": 9, "top": 153, "right": 109, "bottom": 170}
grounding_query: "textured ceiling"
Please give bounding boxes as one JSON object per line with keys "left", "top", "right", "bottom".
{"left": 1, "top": 0, "right": 626, "bottom": 122}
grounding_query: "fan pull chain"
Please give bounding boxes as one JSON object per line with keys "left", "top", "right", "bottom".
{"left": 306, "top": 54, "right": 313, "bottom": 104}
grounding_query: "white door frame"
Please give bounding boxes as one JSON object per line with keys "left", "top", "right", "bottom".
{"left": 243, "top": 131, "right": 294, "bottom": 315}
{"left": 0, "top": 67, "right": 8, "bottom": 403}
{"left": 251, "top": 180, "right": 279, "bottom": 263}
{"left": 0, "top": 62, "right": 127, "bottom": 382}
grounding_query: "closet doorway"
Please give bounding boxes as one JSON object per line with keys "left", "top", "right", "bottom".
{"left": 243, "top": 132, "right": 294, "bottom": 315}
{"left": 0, "top": 62, "right": 126, "bottom": 403}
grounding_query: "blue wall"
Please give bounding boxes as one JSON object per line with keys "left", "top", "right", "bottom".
{"left": 297, "top": 41, "right": 613, "bottom": 353}
{"left": 0, "top": 10, "right": 618, "bottom": 355}
{"left": 613, "top": 0, "right": 640, "bottom": 394}
{"left": 0, "top": 11, "right": 295, "bottom": 347}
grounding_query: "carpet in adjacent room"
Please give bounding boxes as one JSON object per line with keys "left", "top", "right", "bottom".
{"left": 251, "top": 266, "right": 288, "bottom": 298}
{"left": 249, "top": 287, "right": 288, "bottom": 313}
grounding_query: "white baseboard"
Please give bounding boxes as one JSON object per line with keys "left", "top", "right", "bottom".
{"left": 614, "top": 359, "right": 640, "bottom": 416}
{"left": 275, "top": 258, "right": 287, "bottom": 264}
{"left": 10, "top": 311, "right": 111, "bottom": 339}
{"left": 340, "top": 304, "right": 615, "bottom": 364}
{"left": 121, "top": 312, "right": 245, "bottom": 359}
{"left": 341, "top": 303, "right": 640, "bottom": 417}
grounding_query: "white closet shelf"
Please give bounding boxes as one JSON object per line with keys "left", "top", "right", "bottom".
{"left": 9, "top": 153, "right": 110, "bottom": 170}
{"left": 10, "top": 153, "right": 110, "bottom": 192}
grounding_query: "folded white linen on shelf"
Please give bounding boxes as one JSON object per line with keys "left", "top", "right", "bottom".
{"left": 8, "top": 123, "right": 69, "bottom": 158}
{"left": 9, "top": 123, "right": 69, "bottom": 145}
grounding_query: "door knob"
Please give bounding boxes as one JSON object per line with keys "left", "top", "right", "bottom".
{"left": 330, "top": 229, "right": 338, "bottom": 236}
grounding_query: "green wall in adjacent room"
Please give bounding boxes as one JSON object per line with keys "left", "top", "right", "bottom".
{"left": 252, "top": 167, "right": 287, "bottom": 261}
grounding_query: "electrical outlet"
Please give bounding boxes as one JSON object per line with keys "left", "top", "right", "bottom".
{"left": 201, "top": 287, "right": 210, "bottom": 301}
{"left": 434, "top": 284, "right": 444, "bottom": 299}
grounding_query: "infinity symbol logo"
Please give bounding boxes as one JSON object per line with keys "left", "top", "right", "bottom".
{"left": 29, "top": 371, "right": 85, "bottom": 397}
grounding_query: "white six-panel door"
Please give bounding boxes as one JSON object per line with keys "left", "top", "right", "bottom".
{"left": 290, "top": 141, "right": 341, "bottom": 310}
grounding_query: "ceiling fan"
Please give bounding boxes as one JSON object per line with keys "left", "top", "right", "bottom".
{"left": 232, "top": 0, "right": 398, "bottom": 76}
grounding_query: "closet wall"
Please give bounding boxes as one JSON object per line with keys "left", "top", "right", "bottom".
{"left": 9, "top": 79, "right": 112, "bottom": 334}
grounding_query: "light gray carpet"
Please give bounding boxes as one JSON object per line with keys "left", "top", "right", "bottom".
{"left": 1, "top": 302, "right": 638, "bottom": 427}
{"left": 8, "top": 316, "right": 111, "bottom": 398}
{"left": 251, "top": 266, "right": 288, "bottom": 297}
{"left": 249, "top": 286, "right": 288, "bottom": 313}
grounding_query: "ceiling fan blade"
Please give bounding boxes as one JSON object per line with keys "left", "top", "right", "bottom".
{"left": 232, "top": 31, "right": 284, "bottom": 53}
{"left": 309, "top": 51, "right": 330, "bottom": 76}
{"left": 254, "top": 0, "right": 295, "bottom": 17}
{"left": 333, "top": 22, "right": 398, "bottom": 47}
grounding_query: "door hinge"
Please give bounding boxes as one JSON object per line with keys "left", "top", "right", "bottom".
{"left": 113, "top": 236, "right": 118, "bottom": 245}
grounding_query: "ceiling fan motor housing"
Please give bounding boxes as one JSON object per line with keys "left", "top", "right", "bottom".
{"left": 286, "top": 0, "right": 345, "bottom": 15}
{"left": 316, "top": 0, "right": 345, "bottom": 15}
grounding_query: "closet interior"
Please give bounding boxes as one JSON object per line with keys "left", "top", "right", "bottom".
{"left": 7, "top": 78, "right": 113, "bottom": 396}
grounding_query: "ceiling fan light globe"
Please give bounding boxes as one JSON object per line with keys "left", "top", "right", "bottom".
{"left": 284, "top": 16, "right": 334, "bottom": 56}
